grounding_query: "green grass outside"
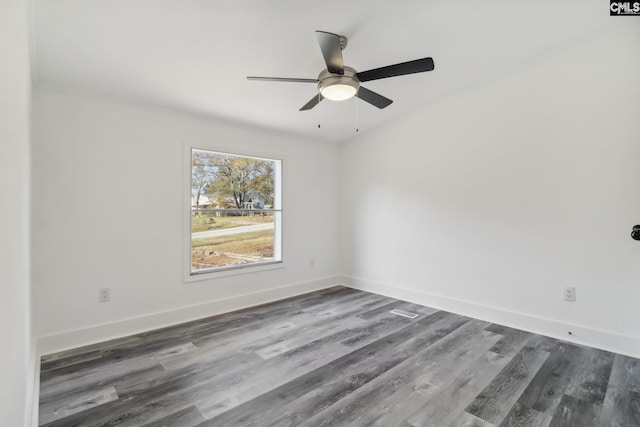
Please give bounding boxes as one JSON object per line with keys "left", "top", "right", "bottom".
{"left": 191, "top": 230, "right": 273, "bottom": 248}
{"left": 191, "top": 214, "right": 274, "bottom": 232}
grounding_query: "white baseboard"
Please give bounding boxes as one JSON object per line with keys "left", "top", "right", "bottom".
{"left": 339, "top": 275, "right": 640, "bottom": 359}
{"left": 37, "top": 276, "right": 340, "bottom": 356}
{"left": 27, "top": 337, "right": 40, "bottom": 427}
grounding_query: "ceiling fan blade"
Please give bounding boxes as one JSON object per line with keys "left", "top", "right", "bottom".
{"left": 247, "top": 77, "right": 318, "bottom": 83}
{"left": 316, "top": 31, "right": 344, "bottom": 74}
{"left": 300, "top": 93, "right": 324, "bottom": 111}
{"left": 357, "top": 87, "right": 393, "bottom": 109}
{"left": 356, "top": 57, "right": 434, "bottom": 83}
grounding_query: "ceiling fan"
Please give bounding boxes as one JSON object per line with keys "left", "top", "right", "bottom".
{"left": 247, "top": 31, "right": 435, "bottom": 111}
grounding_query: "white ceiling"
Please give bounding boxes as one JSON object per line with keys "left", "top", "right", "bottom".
{"left": 33, "top": 0, "right": 611, "bottom": 143}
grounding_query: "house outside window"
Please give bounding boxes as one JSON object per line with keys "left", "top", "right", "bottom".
{"left": 189, "top": 148, "right": 282, "bottom": 275}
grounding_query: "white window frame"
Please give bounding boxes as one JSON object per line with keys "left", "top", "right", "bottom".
{"left": 184, "top": 144, "right": 284, "bottom": 282}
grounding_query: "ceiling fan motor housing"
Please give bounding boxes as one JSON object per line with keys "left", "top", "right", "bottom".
{"left": 318, "top": 66, "right": 360, "bottom": 101}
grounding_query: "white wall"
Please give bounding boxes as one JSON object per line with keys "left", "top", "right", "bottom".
{"left": 0, "top": 0, "right": 34, "bottom": 424}
{"left": 32, "top": 88, "right": 340, "bottom": 351}
{"left": 340, "top": 23, "right": 640, "bottom": 356}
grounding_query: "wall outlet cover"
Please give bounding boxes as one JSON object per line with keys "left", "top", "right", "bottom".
{"left": 563, "top": 286, "right": 576, "bottom": 302}
{"left": 99, "top": 287, "right": 111, "bottom": 303}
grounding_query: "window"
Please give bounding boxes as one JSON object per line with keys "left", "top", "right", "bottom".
{"left": 189, "top": 149, "right": 282, "bottom": 275}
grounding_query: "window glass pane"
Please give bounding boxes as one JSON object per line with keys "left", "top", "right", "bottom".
{"left": 191, "top": 210, "right": 278, "bottom": 271}
{"left": 190, "top": 149, "right": 281, "bottom": 274}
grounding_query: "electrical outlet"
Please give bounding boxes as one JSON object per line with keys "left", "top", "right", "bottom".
{"left": 99, "top": 287, "right": 111, "bottom": 303}
{"left": 309, "top": 258, "right": 315, "bottom": 268}
{"left": 563, "top": 286, "right": 576, "bottom": 302}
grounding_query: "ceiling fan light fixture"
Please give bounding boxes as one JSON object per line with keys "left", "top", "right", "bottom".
{"left": 320, "top": 82, "right": 358, "bottom": 101}
{"left": 318, "top": 69, "right": 360, "bottom": 102}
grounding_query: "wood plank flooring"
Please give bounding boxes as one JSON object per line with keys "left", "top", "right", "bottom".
{"left": 38, "top": 286, "right": 640, "bottom": 426}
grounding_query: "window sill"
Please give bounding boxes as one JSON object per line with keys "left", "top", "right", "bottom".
{"left": 184, "top": 261, "right": 285, "bottom": 283}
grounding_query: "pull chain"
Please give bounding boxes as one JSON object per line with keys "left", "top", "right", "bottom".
{"left": 355, "top": 95, "right": 359, "bottom": 133}
{"left": 318, "top": 92, "right": 322, "bottom": 129}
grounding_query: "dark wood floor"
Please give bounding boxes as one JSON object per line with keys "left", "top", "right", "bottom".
{"left": 38, "top": 286, "right": 640, "bottom": 426}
